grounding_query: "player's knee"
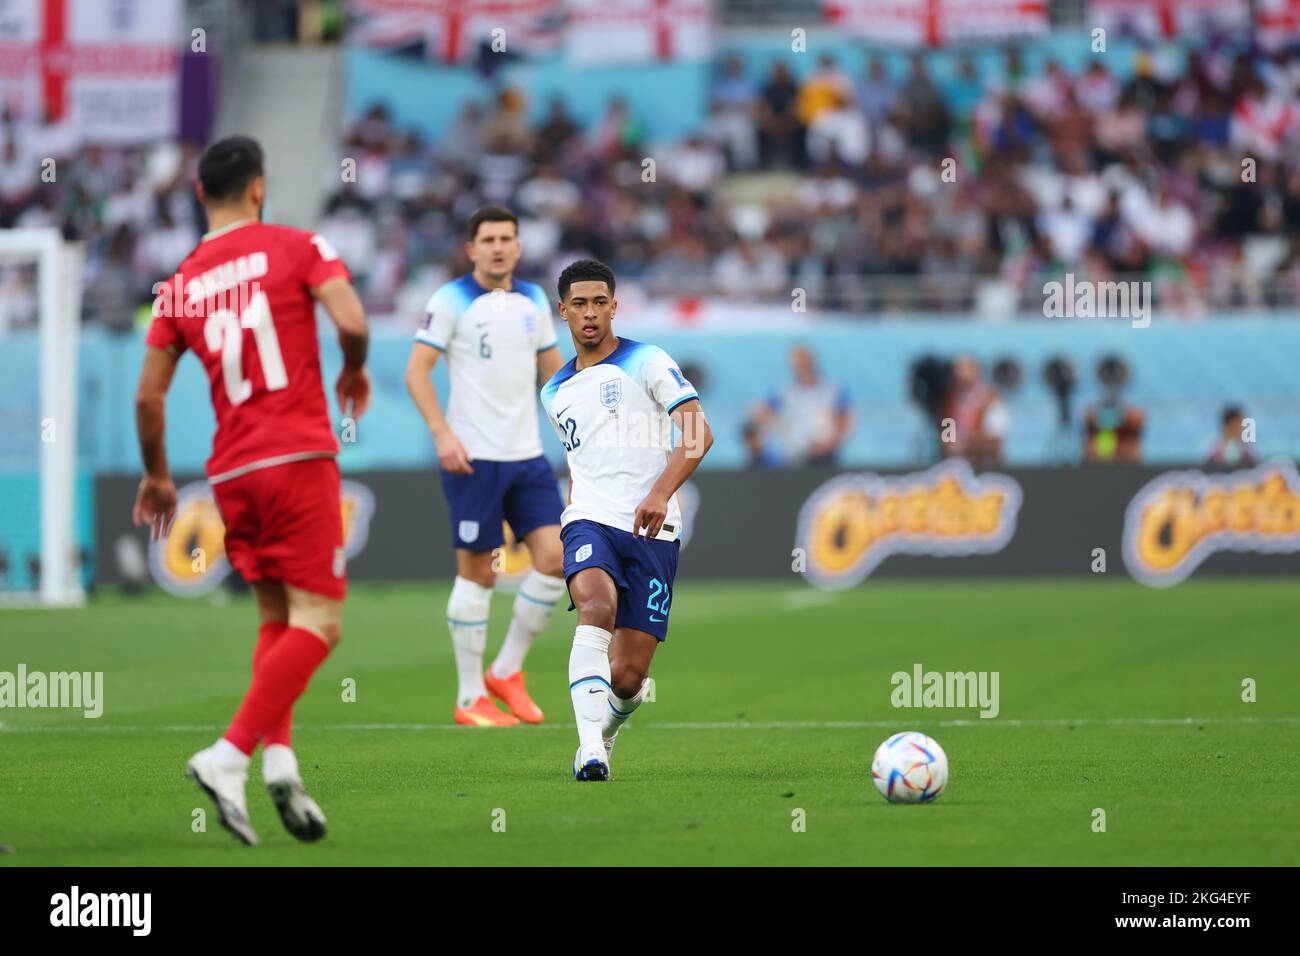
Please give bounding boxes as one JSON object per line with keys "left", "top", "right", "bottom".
{"left": 458, "top": 551, "right": 496, "bottom": 588}
{"left": 463, "top": 568, "right": 496, "bottom": 589}
{"left": 577, "top": 597, "right": 616, "bottom": 632}
{"left": 285, "top": 586, "right": 344, "bottom": 649}
{"left": 535, "top": 556, "right": 564, "bottom": 579}
{"left": 315, "top": 620, "right": 343, "bottom": 648}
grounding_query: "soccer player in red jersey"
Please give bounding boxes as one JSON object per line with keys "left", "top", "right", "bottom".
{"left": 132, "top": 136, "right": 371, "bottom": 845}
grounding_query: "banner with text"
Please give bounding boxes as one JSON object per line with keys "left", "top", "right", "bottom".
{"left": 94, "top": 463, "right": 1300, "bottom": 593}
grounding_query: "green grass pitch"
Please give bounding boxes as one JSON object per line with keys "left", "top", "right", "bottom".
{"left": 1, "top": 578, "right": 1297, "bottom": 866}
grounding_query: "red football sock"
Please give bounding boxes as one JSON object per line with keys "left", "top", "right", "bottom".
{"left": 225, "top": 627, "right": 330, "bottom": 755}
{"left": 251, "top": 621, "right": 293, "bottom": 748}
{"left": 252, "top": 621, "right": 289, "bottom": 670}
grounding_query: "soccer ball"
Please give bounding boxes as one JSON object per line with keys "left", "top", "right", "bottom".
{"left": 871, "top": 732, "right": 948, "bottom": 803}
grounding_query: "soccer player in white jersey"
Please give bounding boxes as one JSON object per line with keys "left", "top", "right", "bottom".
{"left": 540, "top": 260, "right": 714, "bottom": 780}
{"left": 405, "top": 206, "right": 568, "bottom": 727}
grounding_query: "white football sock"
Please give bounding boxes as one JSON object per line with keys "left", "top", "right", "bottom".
{"left": 262, "top": 743, "right": 299, "bottom": 784}
{"left": 491, "top": 570, "right": 566, "bottom": 678}
{"left": 569, "top": 624, "right": 612, "bottom": 756}
{"left": 211, "top": 736, "right": 250, "bottom": 771}
{"left": 447, "top": 576, "right": 492, "bottom": 708}
{"left": 603, "top": 678, "right": 648, "bottom": 740}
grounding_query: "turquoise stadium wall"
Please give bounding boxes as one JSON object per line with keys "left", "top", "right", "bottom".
{"left": 2, "top": 317, "right": 1296, "bottom": 480}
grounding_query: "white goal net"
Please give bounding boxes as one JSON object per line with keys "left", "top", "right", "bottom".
{"left": 0, "top": 228, "right": 86, "bottom": 606}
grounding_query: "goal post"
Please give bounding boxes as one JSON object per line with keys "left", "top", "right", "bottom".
{"left": 0, "top": 228, "right": 86, "bottom": 607}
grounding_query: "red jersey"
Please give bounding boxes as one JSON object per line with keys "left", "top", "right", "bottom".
{"left": 145, "top": 220, "right": 350, "bottom": 482}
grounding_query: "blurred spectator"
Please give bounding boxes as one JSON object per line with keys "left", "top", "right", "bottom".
{"left": 897, "top": 53, "right": 951, "bottom": 156}
{"left": 711, "top": 53, "right": 759, "bottom": 170}
{"left": 1084, "top": 380, "right": 1145, "bottom": 463}
{"left": 743, "top": 421, "right": 782, "bottom": 469}
{"left": 482, "top": 88, "right": 533, "bottom": 155}
{"left": 757, "top": 61, "right": 803, "bottom": 169}
{"left": 807, "top": 88, "right": 870, "bottom": 167}
{"left": 1206, "top": 405, "right": 1257, "bottom": 467}
{"left": 855, "top": 57, "right": 897, "bottom": 126}
{"left": 665, "top": 135, "right": 726, "bottom": 195}
{"left": 750, "top": 345, "right": 852, "bottom": 468}
{"left": 797, "top": 54, "right": 853, "bottom": 128}
{"left": 533, "top": 96, "right": 580, "bottom": 162}
{"left": 944, "top": 356, "right": 1009, "bottom": 468}
{"left": 1075, "top": 61, "right": 1120, "bottom": 113}
{"left": 590, "top": 96, "right": 642, "bottom": 164}
{"left": 442, "top": 100, "right": 486, "bottom": 166}
{"left": 711, "top": 232, "right": 787, "bottom": 299}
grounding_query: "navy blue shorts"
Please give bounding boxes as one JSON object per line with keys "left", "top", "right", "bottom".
{"left": 561, "top": 519, "right": 680, "bottom": 641}
{"left": 439, "top": 456, "right": 564, "bottom": 552}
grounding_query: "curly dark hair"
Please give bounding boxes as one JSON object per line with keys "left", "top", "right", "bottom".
{"left": 557, "top": 259, "right": 616, "bottom": 301}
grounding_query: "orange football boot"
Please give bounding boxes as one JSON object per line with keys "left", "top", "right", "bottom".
{"left": 453, "top": 695, "right": 520, "bottom": 727}
{"left": 484, "top": 670, "right": 545, "bottom": 724}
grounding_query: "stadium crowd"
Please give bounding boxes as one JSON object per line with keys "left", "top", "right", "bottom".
{"left": 4, "top": 39, "right": 1300, "bottom": 330}
{"left": 308, "top": 42, "right": 1300, "bottom": 317}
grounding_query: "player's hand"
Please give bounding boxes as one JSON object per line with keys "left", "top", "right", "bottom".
{"left": 633, "top": 491, "right": 669, "bottom": 541}
{"left": 434, "top": 428, "right": 474, "bottom": 475}
{"left": 132, "top": 473, "right": 177, "bottom": 541}
{"left": 336, "top": 365, "right": 372, "bottom": 421}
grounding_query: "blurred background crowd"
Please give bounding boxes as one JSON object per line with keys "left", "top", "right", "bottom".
{"left": 6, "top": 22, "right": 1300, "bottom": 328}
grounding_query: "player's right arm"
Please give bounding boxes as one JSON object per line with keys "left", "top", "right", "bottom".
{"left": 406, "top": 292, "right": 473, "bottom": 474}
{"left": 133, "top": 344, "right": 180, "bottom": 540}
{"left": 314, "top": 275, "right": 371, "bottom": 420}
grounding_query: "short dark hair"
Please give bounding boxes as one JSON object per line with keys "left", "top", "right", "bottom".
{"left": 467, "top": 204, "right": 518, "bottom": 240}
{"left": 198, "top": 136, "right": 264, "bottom": 203}
{"left": 1222, "top": 404, "right": 1244, "bottom": 425}
{"left": 558, "top": 259, "right": 616, "bottom": 301}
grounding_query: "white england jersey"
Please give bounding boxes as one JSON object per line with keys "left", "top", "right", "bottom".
{"left": 541, "top": 337, "right": 699, "bottom": 542}
{"left": 415, "top": 274, "right": 558, "bottom": 461}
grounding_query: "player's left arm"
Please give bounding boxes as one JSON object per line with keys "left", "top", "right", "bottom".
{"left": 132, "top": 344, "right": 181, "bottom": 540}
{"left": 634, "top": 399, "right": 713, "bottom": 540}
{"left": 314, "top": 275, "right": 371, "bottom": 420}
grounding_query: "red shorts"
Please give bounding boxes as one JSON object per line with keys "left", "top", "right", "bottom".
{"left": 212, "top": 456, "right": 347, "bottom": 600}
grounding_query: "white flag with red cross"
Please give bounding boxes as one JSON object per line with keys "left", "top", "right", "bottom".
{"left": 0, "top": 0, "right": 180, "bottom": 142}
{"left": 562, "top": 0, "right": 713, "bottom": 66}
{"left": 822, "top": 0, "right": 1048, "bottom": 47}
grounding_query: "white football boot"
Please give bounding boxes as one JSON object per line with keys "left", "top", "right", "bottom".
{"left": 263, "top": 744, "right": 327, "bottom": 842}
{"left": 573, "top": 745, "right": 610, "bottom": 781}
{"left": 186, "top": 745, "right": 258, "bottom": 846}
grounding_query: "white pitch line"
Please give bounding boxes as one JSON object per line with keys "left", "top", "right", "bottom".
{"left": 1, "top": 716, "right": 1297, "bottom": 734}
{"left": 779, "top": 590, "right": 839, "bottom": 608}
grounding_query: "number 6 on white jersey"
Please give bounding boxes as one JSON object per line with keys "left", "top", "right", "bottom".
{"left": 202, "top": 290, "right": 288, "bottom": 405}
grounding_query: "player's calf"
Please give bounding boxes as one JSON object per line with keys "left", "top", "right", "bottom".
{"left": 602, "top": 676, "right": 649, "bottom": 755}
{"left": 569, "top": 624, "right": 613, "bottom": 779}
{"left": 487, "top": 568, "right": 567, "bottom": 723}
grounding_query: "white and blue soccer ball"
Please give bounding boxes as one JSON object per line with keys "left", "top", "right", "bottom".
{"left": 871, "top": 732, "right": 948, "bottom": 803}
